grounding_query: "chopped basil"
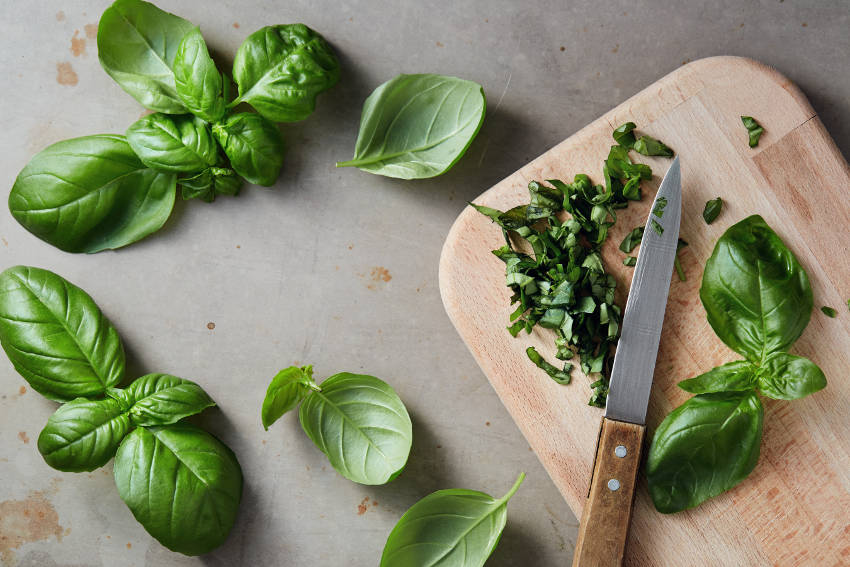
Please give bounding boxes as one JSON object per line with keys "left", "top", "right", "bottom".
{"left": 526, "top": 347, "right": 572, "bottom": 384}
{"left": 623, "top": 256, "right": 637, "bottom": 267}
{"left": 619, "top": 226, "right": 644, "bottom": 253}
{"left": 674, "top": 238, "right": 688, "bottom": 282}
{"left": 612, "top": 122, "right": 636, "bottom": 149}
{"left": 821, "top": 306, "right": 837, "bottom": 318}
{"left": 703, "top": 197, "right": 722, "bottom": 224}
{"left": 650, "top": 219, "right": 664, "bottom": 236}
{"left": 634, "top": 135, "right": 674, "bottom": 157}
{"left": 653, "top": 197, "right": 668, "bottom": 218}
{"left": 741, "top": 116, "right": 764, "bottom": 147}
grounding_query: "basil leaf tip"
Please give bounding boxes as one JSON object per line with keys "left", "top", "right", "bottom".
{"left": 703, "top": 197, "right": 723, "bottom": 224}
{"left": 821, "top": 306, "right": 837, "bottom": 318}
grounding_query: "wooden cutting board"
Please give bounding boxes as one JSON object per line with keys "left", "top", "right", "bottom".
{"left": 439, "top": 56, "right": 850, "bottom": 566}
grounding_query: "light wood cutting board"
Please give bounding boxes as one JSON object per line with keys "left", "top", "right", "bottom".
{"left": 439, "top": 56, "right": 850, "bottom": 566}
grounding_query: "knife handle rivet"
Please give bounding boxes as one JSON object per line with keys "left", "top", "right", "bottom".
{"left": 607, "top": 479, "right": 621, "bottom": 491}
{"left": 614, "top": 445, "right": 627, "bottom": 458}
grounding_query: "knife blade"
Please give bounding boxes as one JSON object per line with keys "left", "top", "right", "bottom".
{"left": 572, "top": 156, "right": 682, "bottom": 567}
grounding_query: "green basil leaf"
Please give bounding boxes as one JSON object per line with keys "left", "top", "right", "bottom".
{"left": 0, "top": 266, "right": 125, "bottom": 401}
{"left": 232, "top": 24, "right": 339, "bottom": 122}
{"left": 380, "top": 472, "right": 524, "bottom": 567}
{"left": 122, "top": 373, "right": 215, "bottom": 426}
{"left": 113, "top": 423, "right": 242, "bottom": 556}
{"left": 678, "top": 360, "right": 757, "bottom": 394}
{"left": 173, "top": 27, "right": 226, "bottom": 122}
{"left": 336, "top": 74, "right": 486, "bottom": 179}
{"left": 298, "top": 372, "right": 412, "bottom": 485}
{"left": 741, "top": 116, "right": 764, "bottom": 147}
{"left": 702, "top": 197, "right": 722, "bottom": 224}
{"left": 37, "top": 397, "right": 130, "bottom": 472}
{"left": 261, "top": 365, "right": 317, "bottom": 430}
{"left": 699, "top": 215, "right": 813, "bottom": 362}
{"left": 633, "top": 135, "right": 674, "bottom": 157}
{"left": 618, "top": 226, "right": 644, "bottom": 253}
{"left": 126, "top": 113, "right": 217, "bottom": 173}
{"left": 821, "top": 306, "right": 837, "bottom": 318}
{"left": 623, "top": 256, "right": 636, "bottom": 267}
{"left": 179, "top": 167, "right": 243, "bottom": 202}
{"left": 97, "top": 0, "right": 194, "bottom": 113}
{"left": 757, "top": 352, "right": 827, "bottom": 400}
{"left": 647, "top": 391, "right": 763, "bottom": 513}
{"left": 650, "top": 219, "right": 664, "bottom": 235}
{"left": 9, "top": 134, "right": 177, "bottom": 253}
{"left": 612, "top": 122, "right": 636, "bottom": 149}
{"left": 212, "top": 113, "right": 284, "bottom": 186}
{"left": 526, "top": 346, "right": 571, "bottom": 384}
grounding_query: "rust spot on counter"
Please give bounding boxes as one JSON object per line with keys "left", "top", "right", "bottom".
{"left": 56, "top": 62, "right": 78, "bottom": 86}
{"left": 371, "top": 267, "right": 391, "bottom": 283}
{"left": 436, "top": 41, "right": 444, "bottom": 48}
{"left": 207, "top": 322, "right": 215, "bottom": 330}
{"left": 84, "top": 23, "right": 98, "bottom": 39}
{"left": 0, "top": 490, "right": 65, "bottom": 564}
{"left": 56, "top": 11, "right": 65, "bottom": 21}
{"left": 17, "top": 432, "right": 29, "bottom": 444}
{"left": 126, "top": 542, "right": 131, "bottom": 549}
{"left": 18, "top": 386, "right": 25, "bottom": 395}
{"left": 232, "top": 22, "right": 240, "bottom": 29}
{"left": 70, "top": 30, "right": 86, "bottom": 57}
{"left": 357, "top": 497, "right": 371, "bottom": 515}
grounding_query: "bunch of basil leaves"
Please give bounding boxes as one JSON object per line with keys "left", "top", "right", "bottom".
{"left": 0, "top": 265, "right": 242, "bottom": 555}
{"left": 8, "top": 0, "right": 338, "bottom": 253}
{"left": 647, "top": 215, "right": 827, "bottom": 513}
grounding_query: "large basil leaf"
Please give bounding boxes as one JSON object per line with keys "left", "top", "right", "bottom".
{"left": 261, "top": 365, "right": 317, "bottom": 430}
{"left": 336, "top": 74, "right": 486, "bottom": 179}
{"left": 678, "top": 360, "right": 757, "bottom": 394}
{"left": 212, "top": 113, "right": 284, "bottom": 186}
{"left": 173, "top": 27, "right": 227, "bottom": 123}
{"left": 699, "top": 215, "right": 813, "bottom": 362}
{"left": 126, "top": 113, "right": 217, "bottom": 173}
{"left": 757, "top": 352, "right": 827, "bottom": 400}
{"left": 113, "top": 423, "right": 242, "bottom": 555}
{"left": 97, "top": 0, "right": 194, "bottom": 113}
{"left": 647, "top": 391, "right": 763, "bottom": 513}
{"left": 118, "top": 373, "right": 215, "bottom": 426}
{"left": 298, "top": 372, "right": 412, "bottom": 485}
{"left": 0, "top": 266, "right": 125, "bottom": 401}
{"left": 380, "top": 473, "right": 524, "bottom": 567}
{"left": 9, "top": 135, "right": 177, "bottom": 253}
{"left": 232, "top": 24, "right": 339, "bottom": 123}
{"left": 37, "top": 397, "right": 130, "bottom": 472}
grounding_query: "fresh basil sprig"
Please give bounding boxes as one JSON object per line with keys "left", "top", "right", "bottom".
{"left": 647, "top": 216, "right": 827, "bottom": 513}
{"left": 0, "top": 266, "right": 242, "bottom": 555}
{"left": 262, "top": 365, "right": 413, "bottom": 485}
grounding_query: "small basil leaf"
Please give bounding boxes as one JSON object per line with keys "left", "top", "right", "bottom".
{"left": 212, "top": 169, "right": 243, "bottom": 196}
{"left": 757, "top": 352, "right": 827, "bottom": 400}
{"left": 633, "top": 135, "right": 674, "bottom": 157}
{"left": 650, "top": 219, "right": 664, "bottom": 235}
{"left": 612, "top": 122, "right": 636, "bottom": 149}
{"left": 180, "top": 168, "right": 243, "bottom": 202}
{"left": 37, "top": 397, "right": 130, "bottom": 472}
{"left": 0, "top": 266, "right": 125, "bottom": 401}
{"left": 298, "top": 372, "right": 412, "bottom": 485}
{"left": 9, "top": 135, "right": 177, "bottom": 253}
{"left": 647, "top": 391, "right": 763, "bottom": 513}
{"left": 380, "top": 473, "right": 524, "bottom": 567}
{"left": 126, "top": 113, "right": 217, "bottom": 173}
{"left": 336, "top": 74, "right": 486, "bottom": 179}
{"left": 212, "top": 113, "right": 285, "bottom": 186}
{"left": 700, "top": 215, "right": 813, "bottom": 362}
{"left": 678, "top": 360, "right": 758, "bottom": 394}
{"left": 113, "top": 423, "right": 242, "bottom": 556}
{"left": 702, "top": 197, "right": 722, "bottom": 224}
{"left": 232, "top": 24, "right": 339, "bottom": 122}
{"left": 124, "top": 373, "right": 215, "bottom": 426}
{"left": 619, "top": 226, "right": 644, "bottom": 253}
{"left": 623, "top": 256, "right": 636, "bottom": 267}
{"left": 97, "top": 0, "right": 194, "bottom": 113}
{"left": 526, "top": 346, "right": 571, "bottom": 384}
{"left": 821, "top": 306, "right": 837, "bottom": 318}
{"left": 173, "top": 27, "right": 226, "bottom": 123}
{"left": 741, "top": 116, "right": 764, "bottom": 147}
{"left": 261, "top": 365, "right": 317, "bottom": 430}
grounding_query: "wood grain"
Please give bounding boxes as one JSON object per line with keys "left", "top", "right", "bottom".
{"left": 573, "top": 419, "right": 645, "bottom": 567}
{"left": 438, "top": 56, "right": 850, "bottom": 566}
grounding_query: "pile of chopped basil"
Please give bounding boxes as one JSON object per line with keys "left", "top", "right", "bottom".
{"left": 471, "top": 124, "right": 674, "bottom": 406}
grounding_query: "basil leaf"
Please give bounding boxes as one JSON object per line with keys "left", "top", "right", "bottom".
{"left": 700, "top": 215, "right": 813, "bottom": 362}
{"left": 97, "top": 0, "right": 194, "bottom": 113}
{"left": 821, "top": 306, "right": 837, "bottom": 318}
{"left": 619, "top": 226, "right": 644, "bottom": 253}
{"left": 336, "top": 74, "right": 486, "bottom": 179}
{"left": 526, "top": 346, "right": 571, "bottom": 384}
{"left": 633, "top": 135, "right": 674, "bottom": 157}
{"left": 650, "top": 219, "right": 664, "bottom": 235}
{"left": 757, "top": 352, "right": 827, "bottom": 400}
{"left": 647, "top": 391, "right": 763, "bottom": 513}
{"left": 232, "top": 24, "right": 339, "bottom": 122}
{"left": 623, "top": 256, "right": 636, "bottom": 267}
{"left": 0, "top": 266, "right": 125, "bottom": 401}
{"left": 180, "top": 167, "right": 243, "bottom": 202}
{"left": 212, "top": 113, "right": 284, "bottom": 186}
{"left": 126, "top": 113, "right": 217, "bottom": 173}
{"left": 261, "top": 365, "right": 317, "bottom": 430}
{"left": 298, "top": 372, "right": 412, "bottom": 485}
{"left": 612, "top": 122, "right": 636, "bottom": 149}
{"left": 702, "top": 197, "right": 722, "bottom": 224}
{"left": 113, "top": 423, "right": 242, "bottom": 556}
{"left": 741, "top": 116, "right": 764, "bottom": 147}
{"left": 678, "top": 360, "right": 757, "bottom": 394}
{"left": 122, "top": 373, "right": 215, "bottom": 426}
{"left": 9, "top": 135, "right": 177, "bottom": 253}
{"left": 380, "top": 473, "right": 524, "bottom": 567}
{"left": 173, "top": 27, "right": 226, "bottom": 123}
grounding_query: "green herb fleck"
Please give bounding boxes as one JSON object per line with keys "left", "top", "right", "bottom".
{"left": 619, "top": 226, "right": 644, "bottom": 253}
{"left": 674, "top": 238, "right": 688, "bottom": 282}
{"left": 821, "top": 306, "right": 837, "bottom": 318}
{"left": 633, "top": 135, "right": 674, "bottom": 157}
{"left": 623, "top": 256, "right": 637, "bottom": 267}
{"left": 741, "top": 116, "right": 764, "bottom": 147}
{"left": 613, "top": 122, "right": 637, "bottom": 149}
{"left": 653, "top": 197, "right": 668, "bottom": 218}
{"left": 703, "top": 197, "right": 723, "bottom": 224}
{"left": 526, "top": 346, "right": 572, "bottom": 384}
{"left": 650, "top": 219, "right": 664, "bottom": 236}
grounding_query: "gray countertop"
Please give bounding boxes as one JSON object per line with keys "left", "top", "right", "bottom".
{"left": 1, "top": 1, "right": 847, "bottom": 565}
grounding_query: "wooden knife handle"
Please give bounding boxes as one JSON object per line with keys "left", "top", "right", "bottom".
{"left": 572, "top": 418, "right": 646, "bottom": 567}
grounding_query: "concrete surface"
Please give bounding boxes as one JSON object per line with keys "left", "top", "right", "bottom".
{"left": 0, "top": 1, "right": 848, "bottom": 565}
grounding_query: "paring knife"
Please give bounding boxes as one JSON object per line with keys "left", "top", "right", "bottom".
{"left": 571, "top": 157, "right": 682, "bottom": 567}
